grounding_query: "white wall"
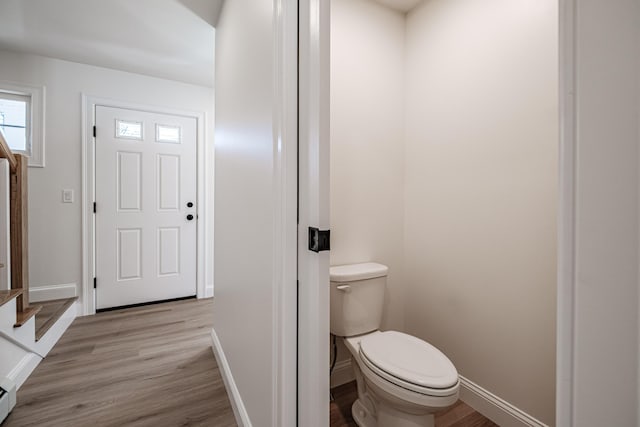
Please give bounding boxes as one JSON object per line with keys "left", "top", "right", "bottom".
{"left": 0, "top": 50, "right": 214, "bottom": 303}
{"left": 330, "top": 0, "right": 405, "bottom": 371}
{"left": 567, "top": 0, "right": 639, "bottom": 425}
{"left": 403, "top": 1, "right": 557, "bottom": 424}
{"left": 213, "top": 0, "right": 277, "bottom": 424}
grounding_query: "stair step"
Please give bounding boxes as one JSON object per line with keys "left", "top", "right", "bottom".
{"left": 0, "top": 288, "right": 23, "bottom": 308}
{"left": 14, "top": 305, "right": 42, "bottom": 327}
{"left": 35, "top": 297, "right": 78, "bottom": 341}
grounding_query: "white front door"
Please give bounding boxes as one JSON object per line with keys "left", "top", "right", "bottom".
{"left": 95, "top": 105, "right": 197, "bottom": 309}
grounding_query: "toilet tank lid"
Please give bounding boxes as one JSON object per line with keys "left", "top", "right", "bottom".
{"left": 330, "top": 262, "right": 388, "bottom": 282}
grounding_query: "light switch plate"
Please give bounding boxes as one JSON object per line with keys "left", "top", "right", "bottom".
{"left": 62, "top": 189, "right": 74, "bottom": 203}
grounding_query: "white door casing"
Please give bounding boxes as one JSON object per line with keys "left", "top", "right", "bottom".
{"left": 95, "top": 106, "right": 197, "bottom": 309}
{"left": 298, "top": 0, "right": 331, "bottom": 425}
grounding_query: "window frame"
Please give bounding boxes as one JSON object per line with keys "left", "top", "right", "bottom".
{"left": 0, "top": 81, "right": 46, "bottom": 167}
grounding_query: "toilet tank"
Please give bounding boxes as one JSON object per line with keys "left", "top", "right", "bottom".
{"left": 330, "top": 262, "right": 388, "bottom": 337}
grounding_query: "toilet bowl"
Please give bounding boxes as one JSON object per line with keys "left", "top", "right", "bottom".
{"left": 330, "top": 263, "right": 459, "bottom": 427}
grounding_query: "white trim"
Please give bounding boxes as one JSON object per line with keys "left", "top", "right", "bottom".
{"left": 205, "top": 284, "right": 214, "bottom": 298}
{"left": 0, "top": 329, "right": 43, "bottom": 358}
{"left": 29, "top": 283, "right": 77, "bottom": 303}
{"left": 557, "top": 0, "right": 576, "bottom": 425}
{"left": 297, "top": 0, "right": 331, "bottom": 425}
{"left": 6, "top": 353, "right": 41, "bottom": 390}
{"left": 210, "top": 328, "right": 252, "bottom": 427}
{"left": 460, "top": 376, "right": 549, "bottom": 427}
{"left": 33, "top": 300, "right": 77, "bottom": 357}
{"left": 330, "top": 359, "right": 355, "bottom": 388}
{"left": 0, "top": 80, "right": 46, "bottom": 167}
{"left": 81, "top": 95, "right": 210, "bottom": 315}
{"left": 196, "top": 111, "right": 209, "bottom": 304}
{"left": 271, "top": 0, "right": 298, "bottom": 426}
{"left": 2, "top": 300, "right": 76, "bottom": 390}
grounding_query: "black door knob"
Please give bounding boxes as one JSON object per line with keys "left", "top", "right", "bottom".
{"left": 186, "top": 214, "right": 194, "bottom": 221}
{"left": 187, "top": 202, "right": 193, "bottom": 208}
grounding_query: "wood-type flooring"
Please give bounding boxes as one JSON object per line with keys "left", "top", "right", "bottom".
{"left": 330, "top": 381, "right": 499, "bottom": 427}
{"left": 5, "top": 297, "right": 498, "bottom": 427}
{"left": 5, "top": 298, "right": 236, "bottom": 427}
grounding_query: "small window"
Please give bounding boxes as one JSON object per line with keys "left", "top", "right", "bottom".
{"left": 156, "top": 124, "right": 181, "bottom": 144}
{"left": 0, "top": 93, "right": 31, "bottom": 154}
{"left": 116, "top": 119, "right": 143, "bottom": 140}
{"left": 0, "top": 82, "right": 45, "bottom": 167}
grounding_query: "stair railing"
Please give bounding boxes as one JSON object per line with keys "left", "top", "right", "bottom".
{"left": 0, "top": 130, "right": 29, "bottom": 313}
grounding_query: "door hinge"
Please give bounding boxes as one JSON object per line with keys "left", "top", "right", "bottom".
{"left": 308, "top": 227, "right": 330, "bottom": 253}
{"left": 93, "top": 277, "right": 97, "bottom": 289}
{"left": 93, "top": 126, "right": 96, "bottom": 138}
{"left": 93, "top": 202, "right": 96, "bottom": 213}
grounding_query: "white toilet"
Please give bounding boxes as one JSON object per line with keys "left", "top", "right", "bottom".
{"left": 330, "top": 262, "right": 460, "bottom": 427}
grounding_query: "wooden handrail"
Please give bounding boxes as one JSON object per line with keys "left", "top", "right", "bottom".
{"left": 0, "top": 129, "right": 28, "bottom": 314}
{"left": 0, "top": 129, "right": 17, "bottom": 173}
{"left": 11, "top": 154, "right": 28, "bottom": 311}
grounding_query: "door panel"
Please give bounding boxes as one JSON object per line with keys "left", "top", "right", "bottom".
{"left": 117, "top": 152, "right": 142, "bottom": 211}
{"left": 95, "top": 105, "right": 197, "bottom": 309}
{"left": 157, "top": 154, "right": 180, "bottom": 211}
{"left": 158, "top": 227, "right": 180, "bottom": 276}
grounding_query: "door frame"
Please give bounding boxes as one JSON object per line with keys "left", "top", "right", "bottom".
{"left": 297, "top": 0, "right": 331, "bottom": 425}
{"left": 295, "top": 1, "right": 578, "bottom": 426}
{"left": 271, "top": 0, "right": 299, "bottom": 424}
{"left": 80, "top": 95, "right": 210, "bottom": 315}
{"left": 556, "top": 0, "right": 576, "bottom": 424}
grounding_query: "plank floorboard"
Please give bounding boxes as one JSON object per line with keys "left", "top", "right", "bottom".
{"left": 330, "top": 380, "right": 498, "bottom": 427}
{"left": 4, "top": 298, "right": 237, "bottom": 427}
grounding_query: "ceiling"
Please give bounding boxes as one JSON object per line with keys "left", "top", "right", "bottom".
{"left": 372, "top": 0, "right": 424, "bottom": 13}
{"left": 0, "top": 0, "right": 221, "bottom": 87}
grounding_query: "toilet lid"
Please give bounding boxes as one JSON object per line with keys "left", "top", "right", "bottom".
{"left": 359, "top": 331, "right": 458, "bottom": 389}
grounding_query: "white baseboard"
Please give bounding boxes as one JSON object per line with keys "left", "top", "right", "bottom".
{"left": 459, "top": 375, "right": 549, "bottom": 427}
{"left": 6, "top": 353, "right": 41, "bottom": 389}
{"left": 330, "top": 359, "right": 354, "bottom": 388}
{"left": 210, "top": 328, "right": 252, "bottom": 427}
{"left": 29, "top": 283, "right": 77, "bottom": 303}
{"left": 205, "top": 285, "right": 214, "bottom": 298}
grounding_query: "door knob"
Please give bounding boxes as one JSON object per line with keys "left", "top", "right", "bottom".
{"left": 186, "top": 214, "right": 194, "bottom": 221}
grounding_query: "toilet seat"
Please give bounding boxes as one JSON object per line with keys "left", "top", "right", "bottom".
{"left": 359, "top": 331, "right": 459, "bottom": 396}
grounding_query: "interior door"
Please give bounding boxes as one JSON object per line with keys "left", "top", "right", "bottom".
{"left": 95, "top": 105, "right": 197, "bottom": 309}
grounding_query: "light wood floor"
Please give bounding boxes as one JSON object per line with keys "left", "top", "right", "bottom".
{"left": 5, "top": 298, "right": 237, "bottom": 427}
{"left": 330, "top": 381, "right": 498, "bottom": 427}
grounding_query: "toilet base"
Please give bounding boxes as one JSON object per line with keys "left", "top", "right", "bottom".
{"left": 352, "top": 399, "right": 377, "bottom": 427}
{"left": 352, "top": 397, "right": 437, "bottom": 427}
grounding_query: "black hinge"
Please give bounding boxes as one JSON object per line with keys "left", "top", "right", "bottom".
{"left": 93, "top": 277, "right": 97, "bottom": 289}
{"left": 308, "top": 227, "right": 330, "bottom": 252}
{"left": 93, "top": 126, "right": 96, "bottom": 138}
{"left": 93, "top": 202, "right": 96, "bottom": 213}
